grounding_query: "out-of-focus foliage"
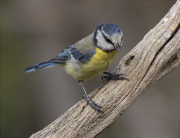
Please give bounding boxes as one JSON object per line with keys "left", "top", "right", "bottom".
{"left": 1, "top": 1, "right": 179, "bottom": 137}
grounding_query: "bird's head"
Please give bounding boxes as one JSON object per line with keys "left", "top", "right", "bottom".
{"left": 93, "top": 23, "right": 123, "bottom": 52}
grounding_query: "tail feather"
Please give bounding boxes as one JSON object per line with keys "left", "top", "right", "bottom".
{"left": 24, "top": 61, "right": 59, "bottom": 73}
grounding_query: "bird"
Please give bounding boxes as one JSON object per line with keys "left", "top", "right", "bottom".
{"left": 24, "top": 23, "right": 128, "bottom": 111}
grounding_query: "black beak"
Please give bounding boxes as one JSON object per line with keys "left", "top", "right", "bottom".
{"left": 115, "top": 44, "right": 121, "bottom": 51}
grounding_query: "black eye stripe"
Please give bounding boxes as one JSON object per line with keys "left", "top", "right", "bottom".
{"left": 105, "top": 37, "right": 111, "bottom": 43}
{"left": 101, "top": 31, "right": 114, "bottom": 46}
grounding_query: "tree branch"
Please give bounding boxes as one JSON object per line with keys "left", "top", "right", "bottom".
{"left": 30, "top": 1, "right": 180, "bottom": 138}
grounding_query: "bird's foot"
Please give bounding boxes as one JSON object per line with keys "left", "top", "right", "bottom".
{"left": 102, "top": 72, "right": 129, "bottom": 81}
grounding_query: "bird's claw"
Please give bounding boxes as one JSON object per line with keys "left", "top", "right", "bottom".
{"left": 102, "top": 72, "right": 129, "bottom": 81}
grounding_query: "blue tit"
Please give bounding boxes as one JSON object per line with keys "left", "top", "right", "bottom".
{"left": 24, "top": 23, "right": 128, "bottom": 111}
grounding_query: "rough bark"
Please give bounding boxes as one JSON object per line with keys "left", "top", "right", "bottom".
{"left": 30, "top": 1, "right": 180, "bottom": 138}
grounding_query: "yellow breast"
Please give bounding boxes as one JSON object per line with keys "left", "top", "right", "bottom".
{"left": 65, "top": 47, "right": 118, "bottom": 82}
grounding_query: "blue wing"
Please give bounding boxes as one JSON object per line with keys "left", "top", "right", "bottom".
{"left": 24, "top": 45, "right": 96, "bottom": 73}
{"left": 69, "top": 48, "right": 96, "bottom": 64}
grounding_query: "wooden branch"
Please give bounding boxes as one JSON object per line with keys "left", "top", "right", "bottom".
{"left": 30, "top": 1, "right": 180, "bottom": 138}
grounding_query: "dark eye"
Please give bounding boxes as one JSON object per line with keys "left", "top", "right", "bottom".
{"left": 105, "top": 37, "right": 112, "bottom": 43}
{"left": 104, "top": 36, "right": 114, "bottom": 46}
{"left": 101, "top": 32, "right": 114, "bottom": 45}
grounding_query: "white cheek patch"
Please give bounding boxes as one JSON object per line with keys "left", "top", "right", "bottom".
{"left": 96, "top": 30, "right": 114, "bottom": 51}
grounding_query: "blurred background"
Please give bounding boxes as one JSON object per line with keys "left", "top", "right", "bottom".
{"left": 1, "top": 1, "right": 180, "bottom": 138}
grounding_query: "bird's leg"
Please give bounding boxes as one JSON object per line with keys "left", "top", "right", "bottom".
{"left": 102, "top": 72, "right": 129, "bottom": 81}
{"left": 81, "top": 86, "right": 101, "bottom": 111}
